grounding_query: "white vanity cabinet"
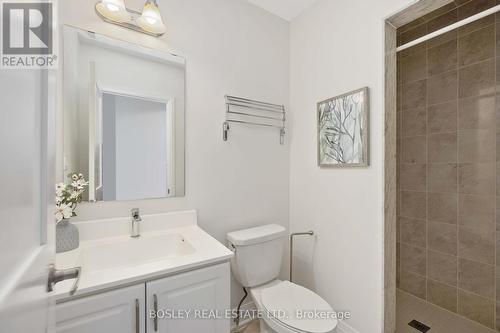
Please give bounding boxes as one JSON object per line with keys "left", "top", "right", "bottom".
{"left": 55, "top": 284, "right": 145, "bottom": 333}
{"left": 55, "top": 263, "right": 230, "bottom": 333}
{"left": 146, "top": 262, "right": 230, "bottom": 333}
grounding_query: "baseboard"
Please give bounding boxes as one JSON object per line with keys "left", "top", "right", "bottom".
{"left": 337, "top": 321, "right": 360, "bottom": 333}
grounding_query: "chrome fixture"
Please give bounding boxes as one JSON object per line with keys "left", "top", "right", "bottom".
{"left": 131, "top": 208, "right": 142, "bottom": 238}
{"left": 153, "top": 294, "right": 159, "bottom": 331}
{"left": 95, "top": 0, "right": 166, "bottom": 37}
{"left": 223, "top": 95, "right": 286, "bottom": 145}
{"left": 47, "top": 264, "right": 81, "bottom": 295}
{"left": 289, "top": 231, "right": 314, "bottom": 282}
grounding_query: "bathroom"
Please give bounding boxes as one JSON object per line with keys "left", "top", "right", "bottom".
{"left": 0, "top": 0, "right": 498, "bottom": 332}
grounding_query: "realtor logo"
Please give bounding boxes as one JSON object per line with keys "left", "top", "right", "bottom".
{"left": 1, "top": 1, "right": 57, "bottom": 69}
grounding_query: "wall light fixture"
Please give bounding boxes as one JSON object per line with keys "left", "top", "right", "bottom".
{"left": 95, "top": 0, "right": 166, "bottom": 37}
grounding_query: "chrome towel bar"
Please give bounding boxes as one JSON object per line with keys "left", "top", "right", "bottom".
{"left": 223, "top": 95, "right": 286, "bottom": 145}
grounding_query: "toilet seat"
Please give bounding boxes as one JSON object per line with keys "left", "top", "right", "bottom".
{"left": 256, "top": 281, "right": 338, "bottom": 333}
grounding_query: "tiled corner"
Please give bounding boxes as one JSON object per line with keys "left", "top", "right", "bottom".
{"left": 400, "top": 217, "right": 426, "bottom": 248}
{"left": 458, "top": 289, "right": 495, "bottom": 329}
{"left": 400, "top": 270, "right": 426, "bottom": 299}
{"left": 400, "top": 243, "right": 427, "bottom": 275}
{"left": 402, "top": 136, "right": 427, "bottom": 164}
{"left": 427, "top": 279, "right": 458, "bottom": 312}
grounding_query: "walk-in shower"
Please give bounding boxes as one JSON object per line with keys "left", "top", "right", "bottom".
{"left": 395, "top": 0, "right": 500, "bottom": 331}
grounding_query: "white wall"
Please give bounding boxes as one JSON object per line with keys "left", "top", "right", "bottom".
{"left": 58, "top": 0, "right": 290, "bottom": 308}
{"left": 288, "top": 0, "right": 412, "bottom": 332}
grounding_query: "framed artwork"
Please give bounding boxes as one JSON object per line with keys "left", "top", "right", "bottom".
{"left": 317, "top": 87, "right": 369, "bottom": 167}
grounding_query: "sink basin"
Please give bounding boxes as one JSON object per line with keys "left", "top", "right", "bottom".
{"left": 82, "top": 233, "right": 196, "bottom": 272}
{"left": 54, "top": 211, "right": 233, "bottom": 301}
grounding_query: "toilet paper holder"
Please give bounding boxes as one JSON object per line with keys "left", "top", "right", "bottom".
{"left": 289, "top": 231, "right": 314, "bottom": 282}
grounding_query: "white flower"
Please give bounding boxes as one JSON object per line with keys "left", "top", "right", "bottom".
{"left": 55, "top": 203, "right": 73, "bottom": 222}
{"left": 55, "top": 183, "right": 65, "bottom": 197}
{"left": 72, "top": 179, "right": 89, "bottom": 191}
{"left": 54, "top": 173, "right": 88, "bottom": 223}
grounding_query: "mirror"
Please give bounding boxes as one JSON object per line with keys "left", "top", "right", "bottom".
{"left": 62, "top": 25, "right": 185, "bottom": 202}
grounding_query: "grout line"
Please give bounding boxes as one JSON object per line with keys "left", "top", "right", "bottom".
{"left": 456, "top": 21, "right": 460, "bottom": 316}
{"left": 397, "top": 55, "right": 401, "bottom": 294}
{"left": 403, "top": 55, "right": 496, "bottom": 88}
{"left": 404, "top": 55, "right": 496, "bottom": 87}
{"left": 400, "top": 241, "right": 456, "bottom": 261}
{"left": 494, "top": 12, "right": 497, "bottom": 331}
{"left": 402, "top": 128, "right": 496, "bottom": 140}
{"left": 425, "top": 36, "right": 429, "bottom": 303}
{"left": 399, "top": 189, "right": 495, "bottom": 195}
{"left": 399, "top": 270, "right": 496, "bottom": 302}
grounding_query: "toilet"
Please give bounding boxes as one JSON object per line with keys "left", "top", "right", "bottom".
{"left": 227, "top": 224, "right": 338, "bottom": 333}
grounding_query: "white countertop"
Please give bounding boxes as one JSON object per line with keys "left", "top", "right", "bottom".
{"left": 54, "top": 211, "right": 233, "bottom": 302}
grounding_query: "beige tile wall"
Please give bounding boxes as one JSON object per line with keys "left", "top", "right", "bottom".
{"left": 396, "top": 0, "right": 500, "bottom": 330}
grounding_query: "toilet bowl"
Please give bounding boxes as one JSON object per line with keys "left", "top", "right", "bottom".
{"left": 251, "top": 280, "right": 337, "bottom": 333}
{"left": 226, "top": 224, "right": 338, "bottom": 333}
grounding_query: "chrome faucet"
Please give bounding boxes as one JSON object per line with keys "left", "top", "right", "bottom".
{"left": 131, "top": 208, "right": 141, "bottom": 238}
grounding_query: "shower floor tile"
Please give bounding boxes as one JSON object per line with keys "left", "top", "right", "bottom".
{"left": 397, "top": 290, "right": 496, "bottom": 333}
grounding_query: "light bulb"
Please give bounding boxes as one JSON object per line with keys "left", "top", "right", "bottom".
{"left": 137, "top": 0, "right": 166, "bottom": 35}
{"left": 95, "top": 0, "right": 131, "bottom": 23}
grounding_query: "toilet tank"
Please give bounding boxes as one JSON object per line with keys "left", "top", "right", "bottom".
{"left": 227, "top": 224, "right": 286, "bottom": 288}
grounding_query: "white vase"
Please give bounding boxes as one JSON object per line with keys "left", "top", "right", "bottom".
{"left": 56, "top": 219, "right": 79, "bottom": 253}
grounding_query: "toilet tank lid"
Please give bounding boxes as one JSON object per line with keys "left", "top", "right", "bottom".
{"left": 227, "top": 224, "right": 286, "bottom": 246}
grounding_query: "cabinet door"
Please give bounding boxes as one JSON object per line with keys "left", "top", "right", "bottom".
{"left": 56, "top": 284, "right": 145, "bottom": 333}
{"left": 146, "top": 263, "right": 230, "bottom": 333}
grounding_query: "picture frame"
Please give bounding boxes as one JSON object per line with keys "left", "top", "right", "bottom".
{"left": 317, "top": 87, "right": 370, "bottom": 168}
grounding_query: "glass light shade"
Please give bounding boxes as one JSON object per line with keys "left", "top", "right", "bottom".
{"left": 96, "top": 0, "right": 131, "bottom": 23}
{"left": 137, "top": 0, "right": 166, "bottom": 35}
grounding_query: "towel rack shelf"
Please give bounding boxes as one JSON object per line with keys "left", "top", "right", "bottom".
{"left": 223, "top": 95, "right": 286, "bottom": 145}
